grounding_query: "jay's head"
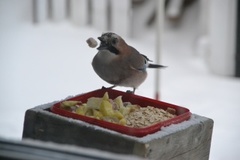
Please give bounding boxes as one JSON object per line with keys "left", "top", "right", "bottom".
{"left": 97, "top": 32, "right": 127, "bottom": 55}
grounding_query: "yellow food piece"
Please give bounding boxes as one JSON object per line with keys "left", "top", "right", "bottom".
{"left": 93, "top": 110, "right": 103, "bottom": 119}
{"left": 76, "top": 104, "right": 88, "bottom": 115}
{"left": 119, "top": 118, "right": 127, "bottom": 125}
{"left": 114, "top": 96, "right": 124, "bottom": 108}
{"left": 128, "top": 104, "right": 140, "bottom": 112}
{"left": 85, "top": 109, "right": 93, "bottom": 117}
{"left": 102, "top": 116, "right": 119, "bottom": 123}
{"left": 61, "top": 92, "right": 138, "bottom": 126}
{"left": 87, "top": 97, "right": 102, "bottom": 109}
{"left": 60, "top": 101, "right": 79, "bottom": 108}
{"left": 113, "top": 110, "right": 124, "bottom": 119}
{"left": 86, "top": 92, "right": 110, "bottom": 109}
{"left": 102, "top": 92, "right": 109, "bottom": 101}
{"left": 100, "top": 100, "right": 114, "bottom": 116}
{"left": 119, "top": 106, "right": 131, "bottom": 116}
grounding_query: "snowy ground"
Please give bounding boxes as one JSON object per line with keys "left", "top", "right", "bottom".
{"left": 1, "top": 3, "right": 240, "bottom": 160}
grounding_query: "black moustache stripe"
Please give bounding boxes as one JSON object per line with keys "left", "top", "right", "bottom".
{"left": 108, "top": 46, "right": 119, "bottom": 55}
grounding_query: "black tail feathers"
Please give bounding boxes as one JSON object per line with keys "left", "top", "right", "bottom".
{"left": 148, "top": 64, "right": 167, "bottom": 68}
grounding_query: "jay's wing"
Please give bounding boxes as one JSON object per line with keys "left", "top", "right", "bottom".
{"left": 128, "top": 46, "right": 148, "bottom": 71}
{"left": 128, "top": 46, "right": 166, "bottom": 70}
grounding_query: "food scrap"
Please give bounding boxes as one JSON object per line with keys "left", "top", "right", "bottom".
{"left": 60, "top": 92, "right": 176, "bottom": 128}
{"left": 86, "top": 37, "right": 98, "bottom": 48}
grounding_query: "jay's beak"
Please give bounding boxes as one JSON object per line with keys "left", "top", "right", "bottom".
{"left": 97, "top": 37, "right": 108, "bottom": 50}
{"left": 97, "top": 37, "right": 103, "bottom": 42}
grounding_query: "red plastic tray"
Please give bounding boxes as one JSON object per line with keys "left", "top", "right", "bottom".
{"left": 51, "top": 88, "right": 191, "bottom": 137}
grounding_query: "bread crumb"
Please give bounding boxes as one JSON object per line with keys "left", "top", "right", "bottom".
{"left": 86, "top": 37, "right": 98, "bottom": 48}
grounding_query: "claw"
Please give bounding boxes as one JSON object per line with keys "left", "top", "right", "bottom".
{"left": 126, "top": 90, "right": 133, "bottom": 94}
{"left": 126, "top": 88, "right": 135, "bottom": 94}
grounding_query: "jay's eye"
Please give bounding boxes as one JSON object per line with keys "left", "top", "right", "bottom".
{"left": 112, "top": 38, "right": 118, "bottom": 45}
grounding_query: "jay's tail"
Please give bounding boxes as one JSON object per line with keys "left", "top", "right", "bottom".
{"left": 148, "top": 64, "right": 167, "bottom": 68}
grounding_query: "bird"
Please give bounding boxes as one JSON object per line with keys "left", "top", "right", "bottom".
{"left": 91, "top": 32, "right": 166, "bottom": 93}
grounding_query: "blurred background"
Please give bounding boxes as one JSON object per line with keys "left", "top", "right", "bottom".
{"left": 0, "top": 0, "right": 240, "bottom": 159}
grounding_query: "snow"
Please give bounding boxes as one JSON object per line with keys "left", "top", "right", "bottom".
{"left": 0, "top": 1, "right": 240, "bottom": 160}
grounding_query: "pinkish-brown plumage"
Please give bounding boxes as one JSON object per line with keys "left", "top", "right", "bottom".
{"left": 91, "top": 32, "right": 166, "bottom": 93}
